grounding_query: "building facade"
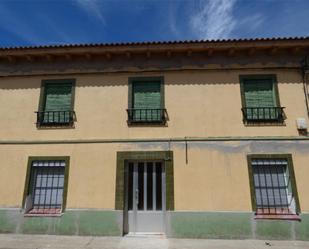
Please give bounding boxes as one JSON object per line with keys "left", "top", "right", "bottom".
{"left": 0, "top": 38, "right": 309, "bottom": 239}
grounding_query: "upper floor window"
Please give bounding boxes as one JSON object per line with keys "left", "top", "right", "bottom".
{"left": 247, "top": 154, "right": 300, "bottom": 220}
{"left": 23, "top": 157, "right": 70, "bottom": 216}
{"left": 240, "top": 75, "right": 285, "bottom": 123}
{"left": 36, "top": 79, "right": 76, "bottom": 127}
{"left": 127, "top": 77, "right": 167, "bottom": 124}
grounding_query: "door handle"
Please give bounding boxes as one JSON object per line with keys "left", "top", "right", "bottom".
{"left": 135, "top": 188, "right": 139, "bottom": 205}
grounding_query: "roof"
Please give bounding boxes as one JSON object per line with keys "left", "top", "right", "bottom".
{"left": 1, "top": 36, "right": 309, "bottom": 51}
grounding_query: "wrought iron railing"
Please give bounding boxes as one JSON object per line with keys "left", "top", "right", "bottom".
{"left": 36, "top": 110, "right": 75, "bottom": 126}
{"left": 242, "top": 107, "right": 285, "bottom": 122}
{"left": 127, "top": 108, "right": 167, "bottom": 123}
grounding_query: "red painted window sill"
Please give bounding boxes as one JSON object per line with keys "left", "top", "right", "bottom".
{"left": 255, "top": 214, "right": 300, "bottom": 221}
{"left": 255, "top": 208, "right": 301, "bottom": 221}
{"left": 24, "top": 208, "right": 62, "bottom": 217}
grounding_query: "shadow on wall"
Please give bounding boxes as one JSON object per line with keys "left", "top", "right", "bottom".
{"left": 0, "top": 67, "right": 303, "bottom": 90}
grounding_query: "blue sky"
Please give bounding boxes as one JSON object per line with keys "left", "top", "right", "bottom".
{"left": 0, "top": 0, "right": 308, "bottom": 47}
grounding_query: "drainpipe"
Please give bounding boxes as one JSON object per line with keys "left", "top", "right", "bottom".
{"left": 165, "top": 138, "right": 172, "bottom": 161}
{"left": 301, "top": 56, "right": 309, "bottom": 116}
{"left": 185, "top": 137, "right": 188, "bottom": 164}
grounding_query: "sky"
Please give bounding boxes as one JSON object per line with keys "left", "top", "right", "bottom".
{"left": 0, "top": 0, "right": 308, "bottom": 47}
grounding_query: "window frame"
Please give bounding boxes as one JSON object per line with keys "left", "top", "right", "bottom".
{"left": 128, "top": 76, "right": 166, "bottom": 124}
{"left": 37, "top": 79, "right": 76, "bottom": 127}
{"left": 247, "top": 154, "right": 301, "bottom": 220}
{"left": 22, "top": 156, "right": 70, "bottom": 216}
{"left": 239, "top": 74, "right": 284, "bottom": 124}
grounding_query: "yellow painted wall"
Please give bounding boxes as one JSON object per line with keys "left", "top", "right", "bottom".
{"left": 0, "top": 70, "right": 308, "bottom": 212}
{"left": 0, "top": 69, "right": 307, "bottom": 140}
{"left": 0, "top": 142, "right": 308, "bottom": 212}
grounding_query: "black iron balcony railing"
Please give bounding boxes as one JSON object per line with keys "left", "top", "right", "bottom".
{"left": 36, "top": 110, "right": 75, "bottom": 126}
{"left": 242, "top": 107, "right": 285, "bottom": 122}
{"left": 127, "top": 108, "right": 167, "bottom": 124}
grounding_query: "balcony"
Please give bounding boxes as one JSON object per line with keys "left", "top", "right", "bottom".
{"left": 242, "top": 107, "right": 285, "bottom": 123}
{"left": 127, "top": 108, "right": 167, "bottom": 124}
{"left": 36, "top": 110, "right": 75, "bottom": 127}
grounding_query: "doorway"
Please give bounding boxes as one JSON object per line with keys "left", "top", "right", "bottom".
{"left": 126, "top": 161, "right": 166, "bottom": 234}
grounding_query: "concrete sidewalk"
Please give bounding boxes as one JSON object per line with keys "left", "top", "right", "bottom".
{"left": 0, "top": 235, "right": 309, "bottom": 249}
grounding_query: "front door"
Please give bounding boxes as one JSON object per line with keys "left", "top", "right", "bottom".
{"left": 127, "top": 161, "right": 166, "bottom": 234}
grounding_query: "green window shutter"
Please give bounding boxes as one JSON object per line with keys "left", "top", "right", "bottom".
{"left": 132, "top": 81, "right": 161, "bottom": 121}
{"left": 42, "top": 83, "right": 73, "bottom": 123}
{"left": 243, "top": 78, "right": 279, "bottom": 120}
{"left": 133, "top": 82, "right": 161, "bottom": 109}
{"left": 244, "top": 79, "right": 275, "bottom": 108}
{"left": 44, "top": 83, "right": 72, "bottom": 111}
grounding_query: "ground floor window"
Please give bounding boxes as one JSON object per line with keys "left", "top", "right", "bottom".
{"left": 247, "top": 154, "right": 300, "bottom": 220}
{"left": 23, "top": 157, "right": 69, "bottom": 215}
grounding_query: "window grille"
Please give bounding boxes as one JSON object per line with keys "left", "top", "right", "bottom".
{"left": 251, "top": 158, "right": 296, "bottom": 215}
{"left": 241, "top": 107, "right": 285, "bottom": 122}
{"left": 127, "top": 108, "right": 167, "bottom": 123}
{"left": 27, "top": 160, "right": 65, "bottom": 214}
{"left": 36, "top": 110, "right": 75, "bottom": 126}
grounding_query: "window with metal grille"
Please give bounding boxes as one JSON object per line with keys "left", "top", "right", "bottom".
{"left": 240, "top": 75, "right": 285, "bottom": 123}
{"left": 37, "top": 80, "right": 75, "bottom": 127}
{"left": 127, "top": 77, "right": 167, "bottom": 124}
{"left": 250, "top": 158, "right": 297, "bottom": 215}
{"left": 25, "top": 160, "right": 66, "bottom": 214}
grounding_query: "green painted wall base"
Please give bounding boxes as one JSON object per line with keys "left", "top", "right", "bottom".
{"left": 1, "top": 209, "right": 309, "bottom": 240}
{"left": 169, "top": 212, "right": 251, "bottom": 239}
{"left": 169, "top": 212, "right": 309, "bottom": 240}
{"left": 0, "top": 209, "right": 122, "bottom": 236}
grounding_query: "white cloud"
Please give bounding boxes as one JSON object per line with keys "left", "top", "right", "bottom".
{"left": 166, "top": 3, "right": 182, "bottom": 40}
{"left": 239, "top": 13, "right": 265, "bottom": 32}
{"left": 191, "top": 0, "right": 238, "bottom": 40}
{"left": 75, "top": 0, "right": 105, "bottom": 25}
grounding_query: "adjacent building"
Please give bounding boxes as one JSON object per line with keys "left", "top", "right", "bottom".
{"left": 0, "top": 37, "right": 309, "bottom": 239}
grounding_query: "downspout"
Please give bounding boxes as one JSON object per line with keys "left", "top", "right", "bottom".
{"left": 301, "top": 56, "right": 309, "bottom": 116}
{"left": 185, "top": 137, "right": 188, "bottom": 164}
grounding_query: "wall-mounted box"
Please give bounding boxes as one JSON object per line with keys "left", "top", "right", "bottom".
{"left": 296, "top": 118, "right": 308, "bottom": 130}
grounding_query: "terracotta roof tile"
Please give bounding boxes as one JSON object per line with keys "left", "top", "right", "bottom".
{"left": 0, "top": 36, "right": 308, "bottom": 51}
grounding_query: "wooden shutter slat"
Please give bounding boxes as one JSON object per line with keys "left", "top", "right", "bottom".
{"left": 44, "top": 84, "right": 72, "bottom": 111}
{"left": 133, "top": 82, "right": 161, "bottom": 109}
{"left": 133, "top": 81, "right": 161, "bottom": 121}
{"left": 43, "top": 83, "right": 72, "bottom": 123}
{"left": 244, "top": 79, "right": 275, "bottom": 108}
